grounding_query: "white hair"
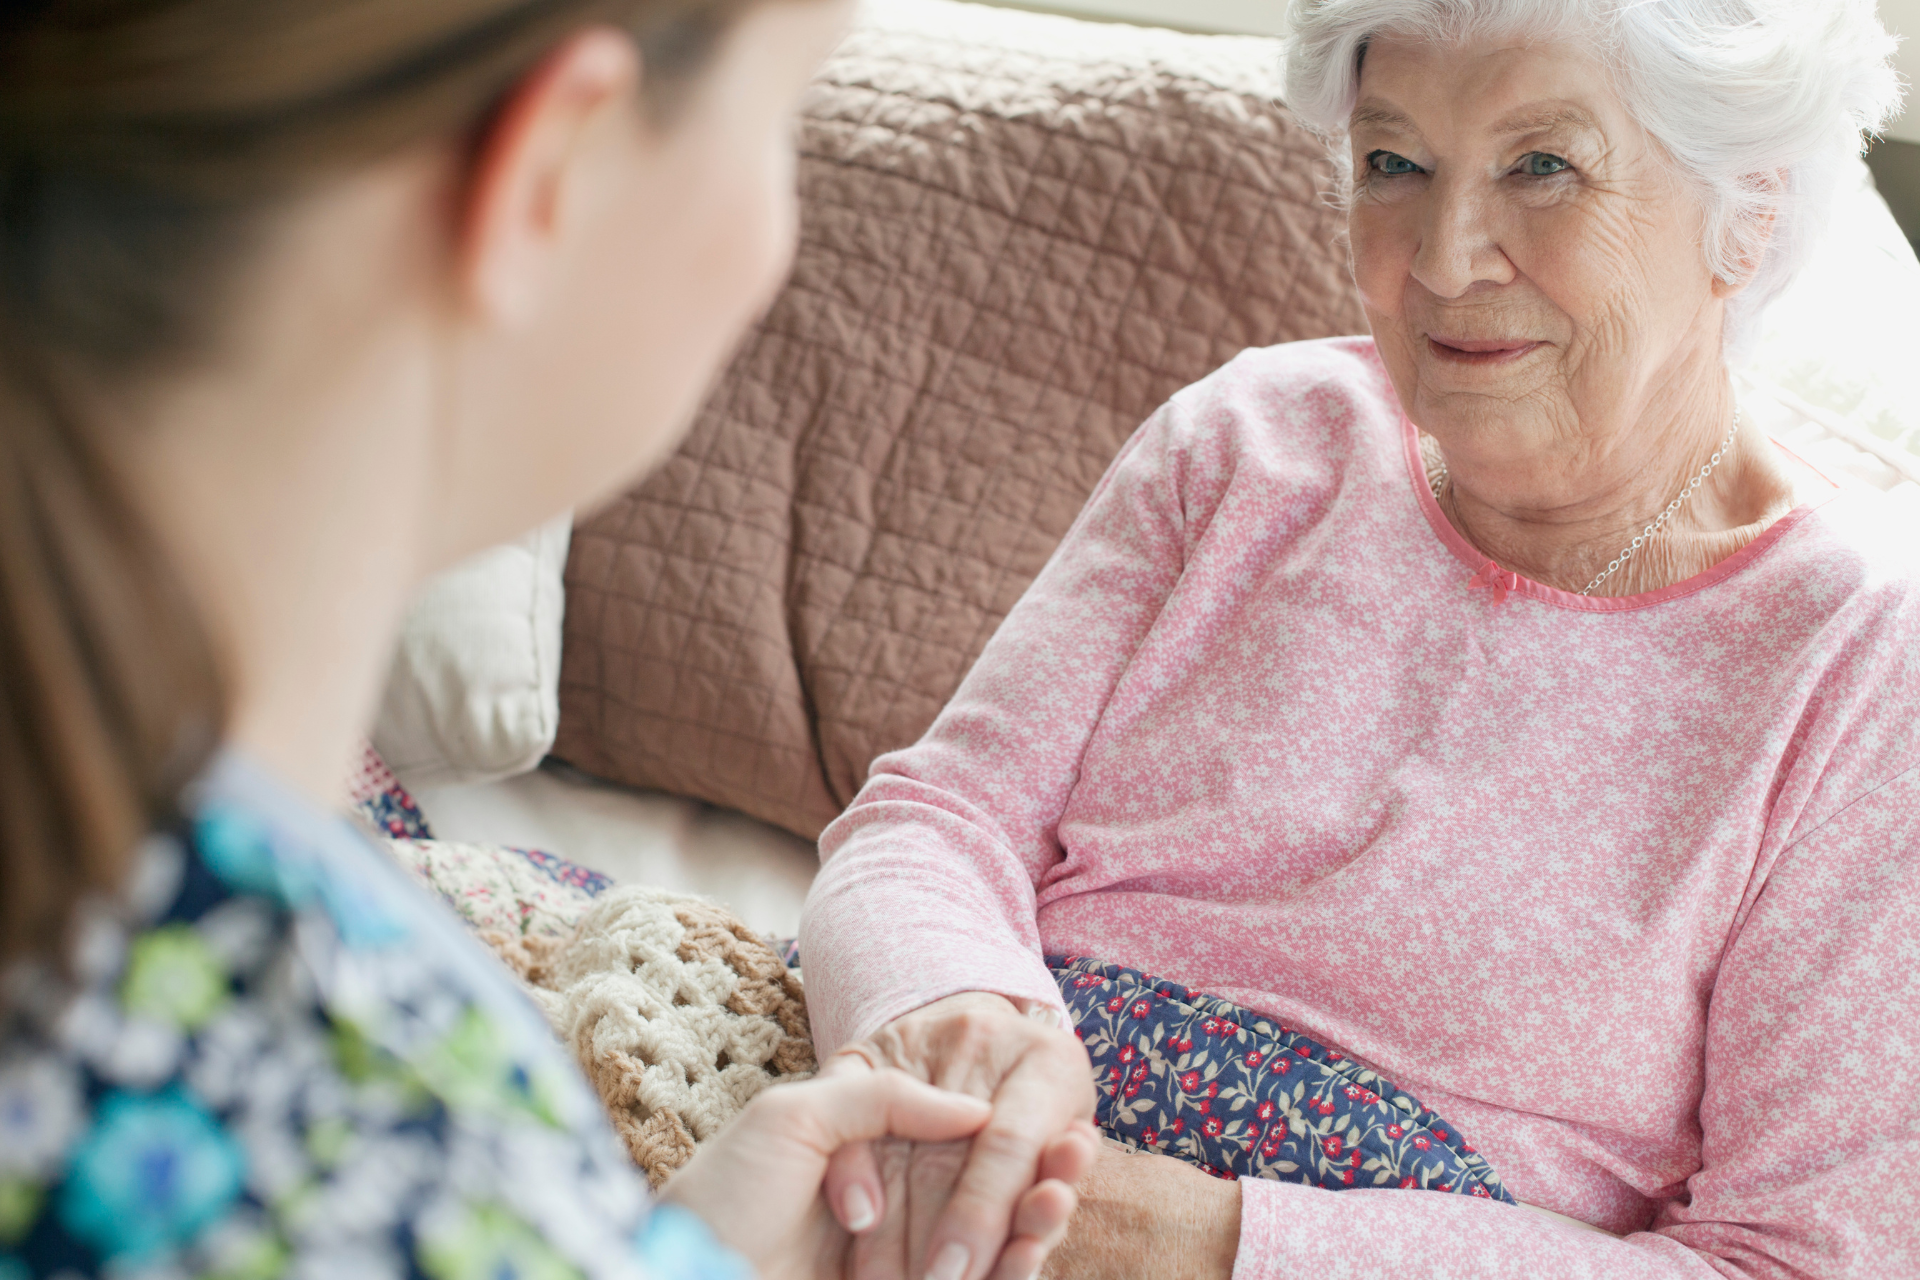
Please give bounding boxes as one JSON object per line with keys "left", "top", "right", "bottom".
{"left": 1282, "top": 0, "right": 1905, "bottom": 358}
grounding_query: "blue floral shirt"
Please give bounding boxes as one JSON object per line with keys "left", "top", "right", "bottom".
{"left": 0, "top": 754, "right": 750, "bottom": 1280}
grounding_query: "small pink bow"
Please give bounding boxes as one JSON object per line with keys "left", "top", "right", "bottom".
{"left": 1468, "top": 561, "right": 1520, "bottom": 606}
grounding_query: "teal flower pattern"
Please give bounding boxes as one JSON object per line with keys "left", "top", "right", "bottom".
{"left": 0, "top": 754, "right": 744, "bottom": 1280}
{"left": 56, "top": 1089, "right": 243, "bottom": 1264}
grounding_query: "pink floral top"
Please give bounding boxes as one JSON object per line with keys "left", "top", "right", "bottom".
{"left": 799, "top": 337, "right": 1920, "bottom": 1277}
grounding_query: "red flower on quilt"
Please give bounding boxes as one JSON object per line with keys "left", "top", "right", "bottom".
{"left": 1197, "top": 1100, "right": 1211, "bottom": 1114}
{"left": 1344, "top": 1086, "right": 1361, "bottom": 1099}
{"left": 1106, "top": 996, "right": 1125, "bottom": 1013}
{"left": 1343, "top": 1170, "right": 1356, "bottom": 1185}
{"left": 1387, "top": 1124, "right": 1404, "bottom": 1139}
{"left": 1328, "top": 1052, "right": 1344, "bottom": 1062}
{"left": 1203, "top": 1018, "right": 1220, "bottom": 1035}
{"left": 1141, "top": 1128, "right": 1158, "bottom": 1146}
{"left": 1438, "top": 1183, "right": 1452, "bottom": 1192}
{"left": 1245, "top": 1051, "right": 1264, "bottom": 1067}
{"left": 1119, "top": 1046, "right": 1136, "bottom": 1063}
{"left": 1434, "top": 1129, "right": 1449, "bottom": 1141}
{"left": 1316, "top": 1102, "right": 1334, "bottom": 1116}
{"left": 1207, "top": 1081, "right": 1219, "bottom": 1098}
{"left": 1179, "top": 1071, "right": 1201, "bottom": 1093}
{"left": 1412, "top": 1136, "right": 1431, "bottom": 1150}
{"left": 1256, "top": 1101, "right": 1276, "bottom": 1121}
{"left": 1472, "top": 1186, "right": 1490, "bottom": 1197}
{"left": 1324, "top": 1135, "right": 1344, "bottom": 1159}
{"left": 1133, "top": 1001, "right": 1150, "bottom": 1017}
{"left": 1272, "top": 1058, "right": 1290, "bottom": 1075}
{"left": 1203, "top": 1117, "right": 1224, "bottom": 1137}
{"left": 1400, "top": 1177, "right": 1417, "bottom": 1190}
{"left": 1463, "top": 1144, "right": 1476, "bottom": 1154}
{"left": 1125, "top": 1082, "right": 1140, "bottom": 1097}
{"left": 1133, "top": 1063, "right": 1148, "bottom": 1081}
{"left": 1296, "top": 1046, "right": 1311, "bottom": 1057}
{"left": 1170, "top": 1119, "right": 1186, "bottom": 1135}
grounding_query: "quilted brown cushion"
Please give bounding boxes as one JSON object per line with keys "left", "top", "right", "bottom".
{"left": 556, "top": 0, "right": 1367, "bottom": 839}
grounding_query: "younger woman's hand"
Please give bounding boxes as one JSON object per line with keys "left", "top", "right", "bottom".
{"left": 659, "top": 1065, "right": 995, "bottom": 1280}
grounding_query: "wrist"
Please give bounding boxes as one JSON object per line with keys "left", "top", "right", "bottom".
{"left": 903, "top": 988, "right": 1068, "bottom": 1030}
{"left": 1004, "top": 992, "right": 1072, "bottom": 1032}
{"left": 1196, "top": 1174, "right": 1242, "bottom": 1280}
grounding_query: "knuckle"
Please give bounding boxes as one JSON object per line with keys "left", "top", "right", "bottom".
{"left": 971, "top": 1120, "right": 1042, "bottom": 1167}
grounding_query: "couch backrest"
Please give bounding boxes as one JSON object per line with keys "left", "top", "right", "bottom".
{"left": 555, "top": 0, "right": 1367, "bottom": 838}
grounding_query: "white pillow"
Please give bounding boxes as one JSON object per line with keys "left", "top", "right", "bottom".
{"left": 373, "top": 514, "right": 572, "bottom": 788}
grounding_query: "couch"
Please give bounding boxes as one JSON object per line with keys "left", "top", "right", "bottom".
{"left": 375, "top": 0, "right": 1920, "bottom": 940}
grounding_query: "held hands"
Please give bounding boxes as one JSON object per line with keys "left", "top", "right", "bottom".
{"left": 820, "top": 992, "right": 1101, "bottom": 1280}
{"left": 660, "top": 1063, "right": 1000, "bottom": 1280}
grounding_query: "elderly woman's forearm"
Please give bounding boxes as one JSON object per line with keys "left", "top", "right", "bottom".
{"left": 799, "top": 407, "right": 1193, "bottom": 1054}
{"left": 1231, "top": 1181, "right": 1712, "bottom": 1279}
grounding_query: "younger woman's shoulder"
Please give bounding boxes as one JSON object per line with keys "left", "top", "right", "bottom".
{"left": 0, "top": 754, "right": 650, "bottom": 1280}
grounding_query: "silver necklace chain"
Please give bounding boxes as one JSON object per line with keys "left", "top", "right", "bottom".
{"left": 1429, "top": 410, "right": 1741, "bottom": 598}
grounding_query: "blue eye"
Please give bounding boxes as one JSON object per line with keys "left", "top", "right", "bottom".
{"left": 1521, "top": 152, "right": 1570, "bottom": 176}
{"left": 1367, "top": 150, "right": 1422, "bottom": 176}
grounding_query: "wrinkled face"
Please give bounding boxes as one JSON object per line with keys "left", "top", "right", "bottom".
{"left": 1346, "top": 33, "right": 1733, "bottom": 497}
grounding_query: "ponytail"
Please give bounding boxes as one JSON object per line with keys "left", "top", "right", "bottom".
{"left": 0, "top": 333, "right": 222, "bottom": 963}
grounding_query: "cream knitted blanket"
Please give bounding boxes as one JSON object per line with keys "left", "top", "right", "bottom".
{"left": 386, "top": 838, "right": 816, "bottom": 1186}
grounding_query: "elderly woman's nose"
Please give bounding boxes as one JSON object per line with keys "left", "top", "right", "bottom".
{"left": 1407, "top": 181, "right": 1517, "bottom": 299}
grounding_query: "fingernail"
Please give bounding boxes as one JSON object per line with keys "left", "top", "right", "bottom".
{"left": 842, "top": 1184, "right": 877, "bottom": 1233}
{"left": 927, "top": 1242, "right": 970, "bottom": 1280}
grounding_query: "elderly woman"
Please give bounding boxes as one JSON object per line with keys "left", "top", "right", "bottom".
{"left": 800, "top": 0, "right": 1917, "bottom": 1276}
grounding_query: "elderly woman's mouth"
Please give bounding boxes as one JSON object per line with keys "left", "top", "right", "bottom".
{"left": 1426, "top": 337, "right": 1546, "bottom": 365}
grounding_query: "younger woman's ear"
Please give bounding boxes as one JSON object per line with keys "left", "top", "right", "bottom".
{"left": 457, "top": 27, "right": 641, "bottom": 325}
{"left": 1711, "top": 169, "right": 1784, "bottom": 299}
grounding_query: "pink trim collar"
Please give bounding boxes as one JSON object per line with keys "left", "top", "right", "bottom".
{"left": 1400, "top": 415, "right": 1833, "bottom": 613}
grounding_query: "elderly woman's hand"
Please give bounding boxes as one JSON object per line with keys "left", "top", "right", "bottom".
{"left": 821, "top": 991, "right": 1100, "bottom": 1280}
{"left": 1040, "top": 1144, "right": 1240, "bottom": 1280}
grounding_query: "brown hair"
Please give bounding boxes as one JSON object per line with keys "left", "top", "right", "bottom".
{"left": 0, "top": 0, "right": 760, "bottom": 964}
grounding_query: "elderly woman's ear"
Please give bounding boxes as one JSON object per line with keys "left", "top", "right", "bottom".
{"left": 1708, "top": 170, "right": 1786, "bottom": 300}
